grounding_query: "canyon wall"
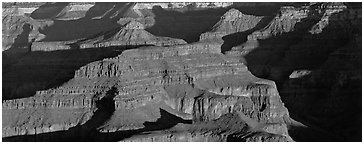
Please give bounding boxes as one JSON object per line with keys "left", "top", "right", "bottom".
{"left": 2, "top": 2, "right": 361, "bottom": 142}
{"left": 3, "top": 38, "right": 292, "bottom": 141}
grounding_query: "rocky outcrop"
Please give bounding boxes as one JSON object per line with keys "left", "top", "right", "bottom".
{"left": 289, "top": 70, "right": 312, "bottom": 79}
{"left": 193, "top": 84, "right": 290, "bottom": 124}
{"left": 2, "top": 2, "right": 236, "bottom": 53}
{"left": 123, "top": 113, "right": 292, "bottom": 142}
{"left": 29, "top": 20, "right": 186, "bottom": 52}
{"left": 3, "top": 2, "right": 360, "bottom": 142}
{"left": 133, "top": 2, "right": 233, "bottom": 10}
{"left": 231, "top": 2, "right": 352, "bottom": 82}
{"left": 77, "top": 20, "right": 187, "bottom": 49}
{"left": 53, "top": 3, "right": 95, "bottom": 20}
{"left": 2, "top": 5, "right": 46, "bottom": 53}
{"left": 3, "top": 37, "right": 291, "bottom": 141}
{"left": 246, "top": 6, "right": 309, "bottom": 42}
{"left": 3, "top": 2, "right": 133, "bottom": 53}
{"left": 237, "top": 2, "right": 361, "bottom": 141}
{"left": 309, "top": 3, "right": 347, "bottom": 34}
{"left": 200, "top": 9, "right": 263, "bottom": 40}
{"left": 2, "top": 2, "right": 97, "bottom": 53}
{"left": 30, "top": 40, "right": 73, "bottom": 51}
{"left": 241, "top": 3, "right": 349, "bottom": 53}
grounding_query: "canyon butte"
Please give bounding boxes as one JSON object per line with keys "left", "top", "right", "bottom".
{"left": 2, "top": 2, "right": 362, "bottom": 142}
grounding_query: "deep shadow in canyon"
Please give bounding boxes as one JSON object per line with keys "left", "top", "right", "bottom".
{"left": 220, "top": 15, "right": 276, "bottom": 53}
{"left": 38, "top": 2, "right": 136, "bottom": 42}
{"left": 2, "top": 3, "right": 286, "bottom": 100}
{"left": 240, "top": 7, "right": 361, "bottom": 142}
{"left": 2, "top": 105, "right": 192, "bottom": 142}
{"left": 2, "top": 2, "right": 361, "bottom": 142}
{"left": 4, "top": 24, "right": 33, "bottom": 56}
{"left": 2, "top": 45, "right": 149, "bottom": 100}
{"left": 146, "top": 5, "right": 228, "bottom": 43}
{"left": 146, "top": 3, "right": 285, "bottom": 43}
{"left": 3, "top": 2, "right": 135, "bottom": 63}
{"left": 30, "top": 2, "right": 70, "bottom": 19}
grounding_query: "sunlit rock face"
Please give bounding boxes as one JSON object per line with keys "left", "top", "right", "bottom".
{"left": 2, "top": 2, "right": 361, "bottom": 142}
{"left": 76, "top": 20, "right": 187, "bottom": 49}
{"left": 30, "top": 20, "right": 187, "bottom": 52}
{"left": 2, "top": 2, "right": 232, "bottom": 54}
{"left": 199, "top": 8, "right": 263, "bottom": 41}
{"left": 53, "top": 3, "right": 95, "bottom": 20}
{"left": 133, "top": 2, "right": 233, "bottom": 10}
{"left": 2, "top": 3, "right": 44, "bottom": 53}
{"left": 3, "top": 38, "right": 292, "bottom": 141}
{"left": 2, "top": 3, "right": 97, "bottom": 53}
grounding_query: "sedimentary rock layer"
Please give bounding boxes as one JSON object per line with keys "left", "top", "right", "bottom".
{"left": 3, "top": 38, "right": 291, "bottom": 141}
{"left": 200, "top": 8, "right": 263, "bottom": 40}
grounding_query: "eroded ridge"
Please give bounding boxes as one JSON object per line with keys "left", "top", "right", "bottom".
{"left": 3, "top": 38, "right": 292, "bottom": 141}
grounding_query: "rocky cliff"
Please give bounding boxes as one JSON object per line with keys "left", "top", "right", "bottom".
{"left": 2, "top": 4, "right": 51, "bottom": 54}
{"left": 279, "top": 5, "right": 361, "bottom": 140}
{"left": 232, "top": 2, "right": 353, "bottom": 82}
{"left": 2, "top": 2, "right": 361, "bottom": 142}
{"left": 3, "top": 38, "right": 292, "bottom": 141}
{"left": 76, "top": 20, "right": 187, "bottom": 49}
{"left": 200, "top": 8, "right": 263, "bottom": 41}
{"left": 233, "top": 2, "right": 361, "bottom": 141}
{"left": 30, "top": 19, "right": 187, "bottom": 51}
{"left": 2, "top": 2, "right": 233, "bottom": 53}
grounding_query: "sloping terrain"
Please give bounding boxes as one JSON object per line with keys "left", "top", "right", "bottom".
{"left": 2, "top": 2, "right": 362, "bottom": 142}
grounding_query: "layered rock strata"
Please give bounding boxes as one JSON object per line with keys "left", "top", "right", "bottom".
{"left": 3, "top": 2, "right": 359, "bottom": 142}
{"left": 3, "top": 39, "right": 292, "bottom": 141}
{"left": 227, "top": 2, "right": 352, "bottom": 82}
{"left": 200, "top": 8, "right": 263, "bottom": 40}
{"left": 29, "top": 20, "right": 186, "bottom": 52}
{"left": 53, "top": 3, "right": 95, "bottom": 20}
{"left": 123, "top": 113, "right": 292, "bottom": 142}
{"left": 3, "top": 2, "right": 233, "bottom": 53}
{"left": 2, "top": 2, "right": 96, "bottom": 53}
{"left": 133, "top": 2, "right": 233, "bottom": 10}
{"left": 2, "top": 5, "right": 50, "bottom": 53}
{"left": 76, "top": 20, "right": 187, "bottom": 49}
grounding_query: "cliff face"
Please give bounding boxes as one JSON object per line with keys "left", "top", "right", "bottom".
{"left": 280, "top": 7, "right": 361, "bottom": 140}
{"left": 234, "top": 2, "right": 361, "bottom": 141}
{"left": 199, "top": 8, "right": 263, "bottom": 41}
{"left": 2, "top": 3, "right": 127, "bottom": 53}
{"left": 133, "top": 2, "right": 233, "bottom": 10}
{"left": 2, "top": 5, "right": 50, "bottom": 53}
{"left": 2, "top": 2, "right": 361, "bottom": 142}
{"left": 77, "top": 20, "right": 187, "bottom": 49}
{"left": 53, "top": 3, "right": 95, "bottom": 20}
{"left": 233, "top": 2, "right": 352, "bottom": 82}
{"left": 2, "top": 2, "right": 233, "bottom": 53}
{"left": 3, "top": 38, "right": 292, "bottom": 141}
{"left": 30, "top": 20, "right": 187, "bottom": 52}
{"left": 123, "top": 113, "right": 292, "bottom": 142}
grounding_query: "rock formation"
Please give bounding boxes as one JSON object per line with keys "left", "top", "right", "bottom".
{"left": 133, "top": 2, "right": 233, "bottom": 10}
{"left": 29, "top": 19, "right": 186, "bottom": 52}
{"left": 2, "top": 2, "right": 234, "bottom": 54}
{"left": 2, "top": 4, "right": 50, "bottom": 54}
{"left": 76, "top": 20, "right": 187, "bottom": 49}
{"left": 3, "top": 38, "right": 293, "bottom": 141}
{"left": 200, "top": 8, "right": 263, "bottom": 41}
{"left": 280, "top": 7, "right": 361, "bottom": 140}
{"left": 53, "top": 3, "right": 95, "bottom": 20}
{"left": 2, "top": 2, "right": 361, "bottom": 142}
{"left": 233, "top": 2, "right": 361, "bottom": 141}
{"left": 226, "top": 2, "right": 353, "bottom": 82}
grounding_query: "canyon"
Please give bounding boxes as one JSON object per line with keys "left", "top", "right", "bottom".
{"left": 2, "top": 2, "right": 362, "bottom": 142}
